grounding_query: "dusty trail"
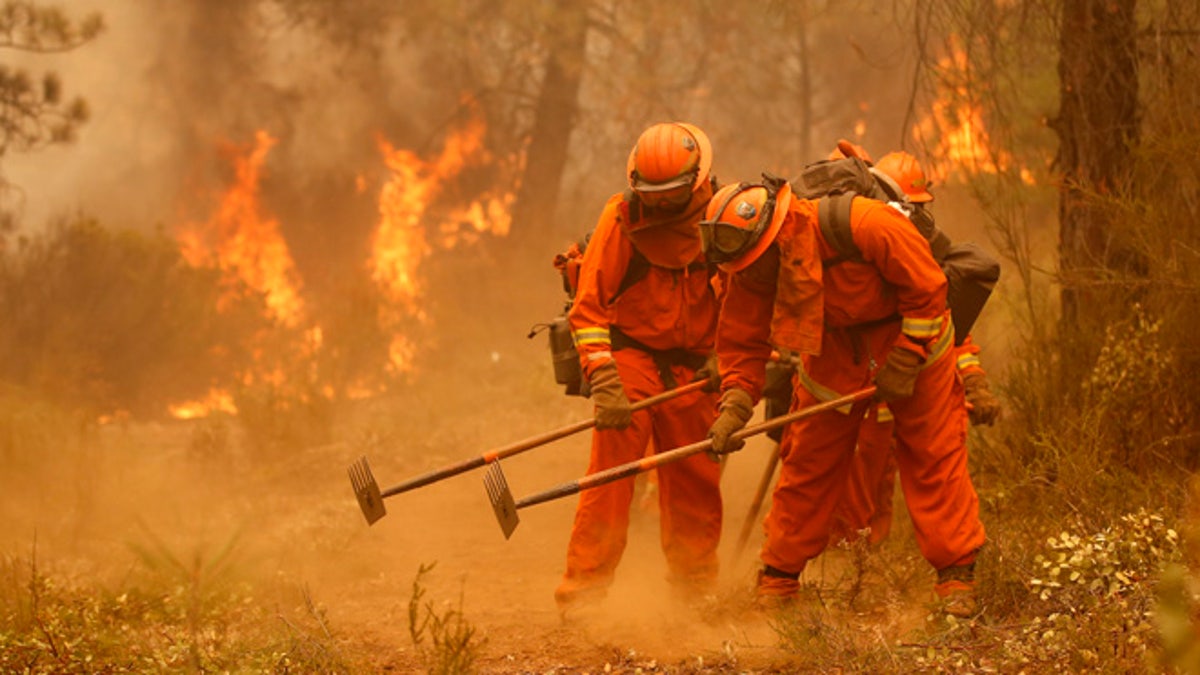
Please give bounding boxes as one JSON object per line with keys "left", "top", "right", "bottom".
{"left": 298, "top": 255, "right": 793, "bottom": 669}
{"left": 325, "top": 408, "right": 790, "bottom": 671}
{"left": 0, "top": 257, "right": 932, "bottom": 672}
{"left": 0, "top": 397, "right": 789, "bottom": 673}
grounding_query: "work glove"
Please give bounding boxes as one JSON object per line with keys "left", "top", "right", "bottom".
{"left": 962, "top": 371, "right": 1003, "bottom": 426}
{"left": 589, "top": 361, "right": 633, "bottom": 430}
{"left": 706, "top": 388, "right": 755, "bottom": 461}
{"left": 874, "top": 347, "right": 925, "bottom": 402}
{"left": 692, "top": 352, "right": 721, "bottom": 393}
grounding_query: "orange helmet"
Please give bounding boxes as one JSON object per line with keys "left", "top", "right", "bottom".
{"left": 699, "top": 177, "right": 792, "bottom": 273}
{"left": 826, "top": 138, "right": 874, "bottom": 164}
{"left": 627, "top": 122, "right": 712, "bottom": 212}
{"left": 874, "top": 151, "right": 933, "bottom": 203}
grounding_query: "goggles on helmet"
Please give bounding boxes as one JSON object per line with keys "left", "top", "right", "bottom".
{"left": 632, "top": 169, "right": 698, "bottom": 214}
{"left": 699, "top": 182, "right": 776, "bottom": 264}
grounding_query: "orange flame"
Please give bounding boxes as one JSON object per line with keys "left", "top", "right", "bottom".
{"left": 168, "top": 389, "right": 237, "bottom": 419}
{"left": 171, "top": 130, "right": 314, "bottom": 418}
{"left": 913, "top": 37, "right": 1034, "bottom": 185}
{"left": 178, "top": 130, "right": 306, "bottom": 327}
{"left": 169, "top": 108, "right": 514, "bottom": 413}
{"left": 369, "top": 112, "right": 512, "bottom": 373}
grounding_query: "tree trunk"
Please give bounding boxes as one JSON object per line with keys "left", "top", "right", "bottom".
{"left": 1054, "top": 0, "right": 1139, "bottom": 324}
{"left": 796, "top": 0, "right": 813, "bottom": 164}
{"left": 510, "top": 4, "right": 589, "bottom": 245}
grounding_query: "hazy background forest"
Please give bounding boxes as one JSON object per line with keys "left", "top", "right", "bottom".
{"left": 0, "top": 0, "right": 1198, "bottom": 672}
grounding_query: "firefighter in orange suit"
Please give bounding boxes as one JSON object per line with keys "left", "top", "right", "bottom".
{"left": 701, "top": 175, "right": 986, "bottom": 617}
{"left": 831, "top": 341, "right": 1000, "bottom": 547}
{"left": 874, "top": 149, "right": 1002, "bottom": 430}
{"left": 556, "top": 122, "right": 723, "bottom": 618}
{"left": 829, "top": 151, "right": 1002, "bottom": 547}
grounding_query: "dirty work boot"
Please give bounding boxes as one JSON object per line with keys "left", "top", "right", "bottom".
{"left": 934, "top": 563, "right": 978, "bottom": 618}
{"left": 554, "top": 582, "right": 607, "bottom": 624}
{"left": 668, "top": 572, "right": 717, "bottom": 609}
{"left": 754, "top": 564, "right": 801, "bottom": 611}
{"left": 555, "top": 587, "right": 605, "bottom": 624}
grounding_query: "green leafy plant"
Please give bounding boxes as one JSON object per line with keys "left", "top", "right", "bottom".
{"left": 270, "top": 584, "right": 350, "bottom": 674}
{"left": 126, "top": 523, "right": 247, "bottom": 671}
{"left": 407, "top": 562, "right": 484, "bottom": 675}
{"left": 1029, "top": 509, "right": 1181, "bottom": 609}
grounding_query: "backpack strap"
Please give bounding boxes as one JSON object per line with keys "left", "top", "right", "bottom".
{"left": 612, "top": 249, "right": 712, "bottom": 302}
{"left": 868, "top": 167, "right": 908, "bottom": 204}
{"left": 613, "top": 246, "right": 650, "bottom": 301}
{"left": 818, "top": 192, "right": 863, "bottom": 267}
{"left": 623, "top": 189, "right": 643, "bottom": 226}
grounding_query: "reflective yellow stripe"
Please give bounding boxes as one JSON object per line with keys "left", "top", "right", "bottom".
{"left": 876, "top": 404, "right": 893, "bottom": 423}
{"left": 796, "top": 321, "right": 955, "bottom": 410}
{"left": 901, "top": 315, "right": 944, "bottom": 339}
{"left": 920, "top": 321, "right": 955, "bottom": 370}
{"left": 956, "top": 353, "right": 981, "bottom": 372}
{"left": 572, "top": 327, "right": 610, "bottom": 346}
{"left": 796, "top": 367, "right": 856, "bottom": 415}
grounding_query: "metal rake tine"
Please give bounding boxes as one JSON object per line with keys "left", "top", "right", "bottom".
{"left": 484, "top": 462, "right": 519, "bottom": 540}
{"left": 349, "top": 457, "right": 370, "bottom": 493}
{"left": 348, "top": 455, "right": 387, "bottom": 526}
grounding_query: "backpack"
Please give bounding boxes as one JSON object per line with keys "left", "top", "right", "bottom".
{"left": 788, "top": 157, "right": 1001, "bottom": 343}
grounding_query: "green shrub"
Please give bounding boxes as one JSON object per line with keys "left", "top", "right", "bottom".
{"left": 1029, "top": 510, "right": 1180, "bottom": 607}
{"left": 0, "top": 218, "right": 263, "bottom": 419}
{"left": 0, "top": 538, "right": 358, "bottom": 673}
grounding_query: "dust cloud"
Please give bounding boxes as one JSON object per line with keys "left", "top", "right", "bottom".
{"left": 0, "top": 254, "right": 791, "bottom": 668}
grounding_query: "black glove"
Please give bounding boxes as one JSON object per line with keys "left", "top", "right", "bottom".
{"left": 589, "top": 361, "right": 632, "bottom": 430}
{"left": 692, "top": 352, "right": 721, "bottom": 393}
{"left": 707, "top": 388, "right": 755, "bottom": 461}
{"left": 874, "top": 347, "right": 924, "bottom": 402}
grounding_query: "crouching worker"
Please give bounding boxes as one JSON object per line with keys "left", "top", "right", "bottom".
{"left": 702, "top": 175, "right": 986, "bottom": 618}
{"left": 555, "top": 122, "right": 724, "bottom": 620}
{"left": 828, "top": 149, "right": 1004, "bottom": 546}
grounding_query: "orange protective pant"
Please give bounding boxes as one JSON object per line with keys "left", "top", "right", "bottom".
{"left": 761, "top": 325, "right": 985, "bottom": 574}
{"left": 556, "top": 348, "right": 721, "bottom": 605}
{"left": 829, "top": 407, "right": 897, "bottom": 546}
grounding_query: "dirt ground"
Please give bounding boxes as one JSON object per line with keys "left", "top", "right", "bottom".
{"left": 327, "top": 413, "right": 938, "bottom": 673}
{"left": 0, "top": 401, "right": 810, "bottom": 673}
{"left": 0, "top": 255, "right": 944, "bottom": 673}
{"left": 331, "top": 428, "right": 797, "bottom": 673}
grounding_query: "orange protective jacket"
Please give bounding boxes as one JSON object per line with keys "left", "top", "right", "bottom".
{"left": 569, "top": 194, "right": 720, "bottom": 375}
{"left": 718, "top": 196, "right": 950, "bottom": 402}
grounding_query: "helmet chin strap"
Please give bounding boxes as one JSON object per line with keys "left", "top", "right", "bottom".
{"left": 699, "top": 182, "right": 752, "bottom": 229}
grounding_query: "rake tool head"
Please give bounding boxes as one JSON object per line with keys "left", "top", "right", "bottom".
{"left": 484, "top": 461, "right": 519, "bottom": 539}
{"left": 349, "top": 456, "right": 386, "bottom": 525}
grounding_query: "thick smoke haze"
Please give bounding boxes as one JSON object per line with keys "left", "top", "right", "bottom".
{"left": 4, "top": 1, "right": 425, "bottom": 238}
{"left": 4, "top": 0, "right": 168, "bottom": 229}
